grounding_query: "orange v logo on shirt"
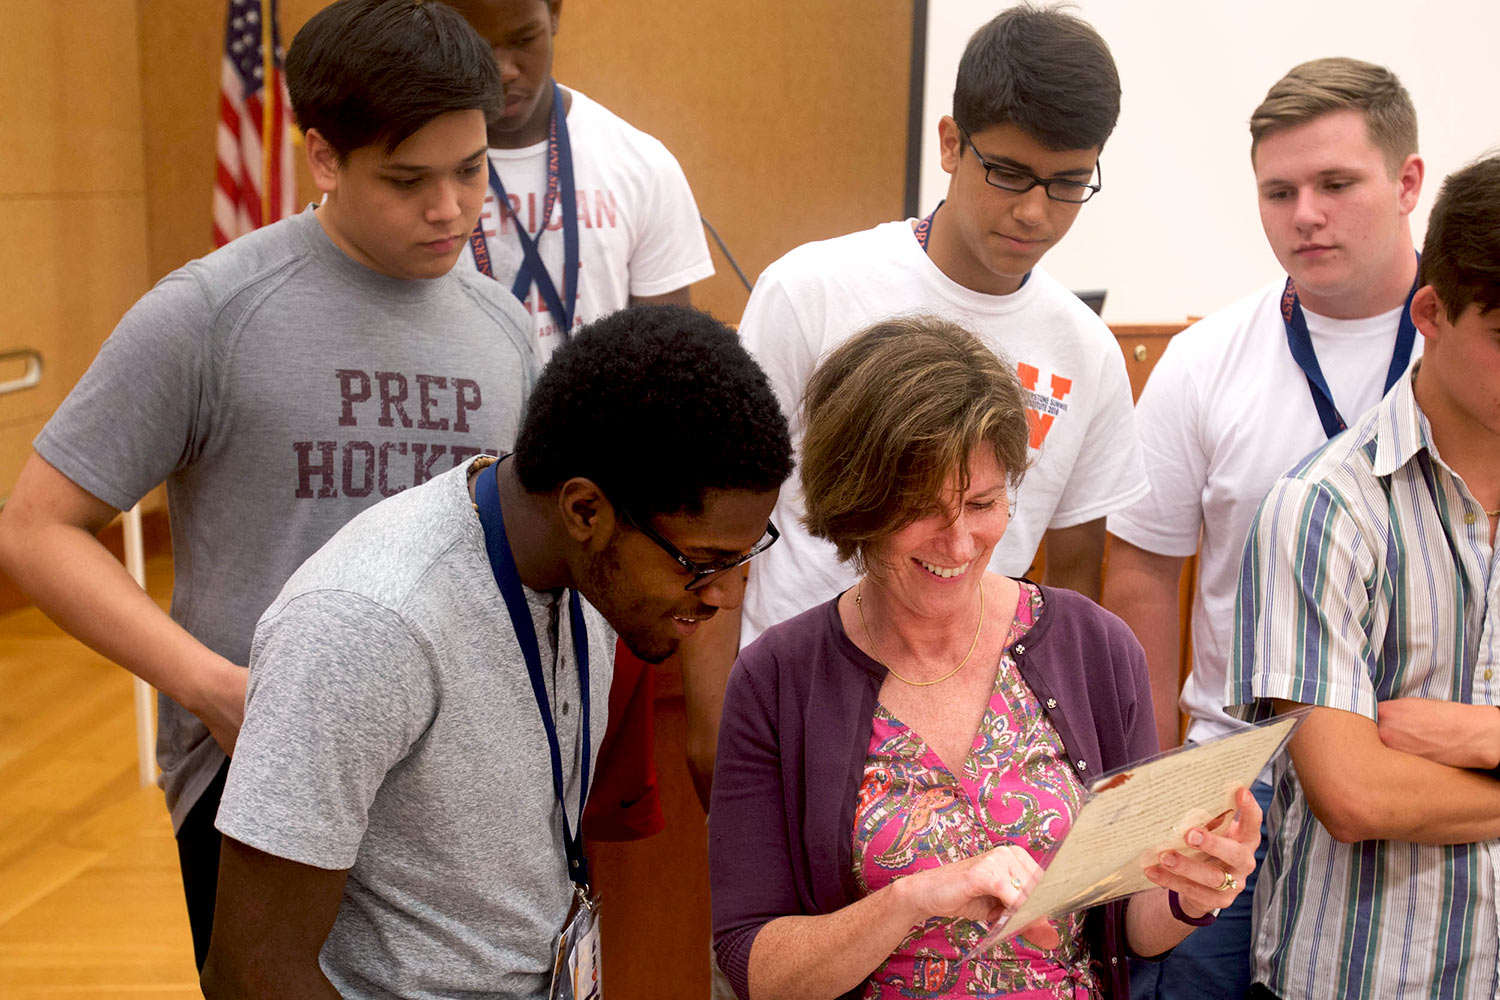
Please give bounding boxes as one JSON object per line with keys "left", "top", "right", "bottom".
{"left": 1016, "top": 362, "right": 1074, "bottom": 449}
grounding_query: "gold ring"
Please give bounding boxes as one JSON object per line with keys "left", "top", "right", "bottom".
{"left": 1010, "top": 876, "right": 1024, "bottom": 890}
{"left": 1217, "top": 871, "right": 1237, "bottom": 893}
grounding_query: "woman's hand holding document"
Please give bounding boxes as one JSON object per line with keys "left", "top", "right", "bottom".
{"left": 967, "top": 711, "right": 1304, "bottom": 957}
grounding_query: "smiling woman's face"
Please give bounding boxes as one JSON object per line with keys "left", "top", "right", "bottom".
{"left": 863, "top": 449, "right": 1009, "bottom": 622}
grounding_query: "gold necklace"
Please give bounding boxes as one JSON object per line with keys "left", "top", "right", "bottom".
{"left": 1486, "top": 506, "right": 1500, "bottom": 518}
{"left": 855, "top": 579, "right": 984, "bottom": 686}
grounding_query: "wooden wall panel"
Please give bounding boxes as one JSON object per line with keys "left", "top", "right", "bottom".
{"left": 136, "top": 1, "right": 222, "bottom": 284}
{"left": 1111, "top": 324, "right": 1188, "bottom": 401}
{"left": 0, "top": 3, "right": 146, "bottom": 195}
{"left": 138, "top": 1, "right": 913, "bottom": 321}
{"left": 0, "top": 198, "right": 151, "bottom": 429}
{"left": 553, "top": 1, "right": 913, "bottom": 321}
{"left": 0, "top": 1, "right": 150, "bottom": 502}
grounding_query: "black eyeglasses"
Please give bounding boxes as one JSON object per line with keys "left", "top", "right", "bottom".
{"left": 958, "top": 125, "right": 1102, "bottom": 204}
{"left": 618, "top": 508, "right": 780, "bottom": 591}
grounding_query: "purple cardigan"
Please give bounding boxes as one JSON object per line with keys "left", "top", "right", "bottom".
{"left": 708, "top": 584, "right": 1159, "bottom": 1000}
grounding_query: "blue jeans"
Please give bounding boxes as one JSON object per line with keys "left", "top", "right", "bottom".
{"left": 1129, "top": 778, "right": 1273, "bottom": 1000}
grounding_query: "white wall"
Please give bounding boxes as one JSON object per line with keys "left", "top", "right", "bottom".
{"left": 919, "top": 1, "right": 1500, "bottom": 324}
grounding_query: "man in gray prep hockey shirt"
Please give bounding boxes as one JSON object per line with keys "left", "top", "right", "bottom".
{"left": 0, "top": 0, "right": 534, "bottom": 969}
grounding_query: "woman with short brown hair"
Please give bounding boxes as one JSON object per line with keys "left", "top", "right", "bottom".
{"left": 709, "top": 316, "right": 1259, "bottom": 1000}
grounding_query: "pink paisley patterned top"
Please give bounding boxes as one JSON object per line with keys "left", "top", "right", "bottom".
{"left": 851, "top": 582, "right": 1098, "bottom": 999}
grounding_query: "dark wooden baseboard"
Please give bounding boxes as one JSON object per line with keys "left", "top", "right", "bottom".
{"left": 0, "top": 509, "right": 172, "bottom": 617}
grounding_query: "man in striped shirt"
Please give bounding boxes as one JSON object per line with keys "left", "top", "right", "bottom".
{"left": 1232, "top": 154, "right": 1500, "bottom": 999}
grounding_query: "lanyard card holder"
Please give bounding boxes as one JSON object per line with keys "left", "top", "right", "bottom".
{"left": 550, "top": 884, "right": 602, "bottom": 1000}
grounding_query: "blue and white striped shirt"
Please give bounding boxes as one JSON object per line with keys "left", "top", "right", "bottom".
{"left": 1230, "top": 369, "right": 1500, "bottom": 1000}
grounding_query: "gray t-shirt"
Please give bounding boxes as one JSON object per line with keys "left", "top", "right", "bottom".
{"left": 217, "top": 461, "right": 615, "bottom": 999}
{"left": 34, "top": 207, "right": 536, "bottom": 827}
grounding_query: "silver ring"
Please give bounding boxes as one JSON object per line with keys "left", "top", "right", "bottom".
{"left": 1217, "top": 871, "right": 1238, "bottom": 893}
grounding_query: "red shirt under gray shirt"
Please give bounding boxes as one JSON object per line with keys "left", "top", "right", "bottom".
{"left": 709, "top": 585, "right": 1160, "bottom": 1000}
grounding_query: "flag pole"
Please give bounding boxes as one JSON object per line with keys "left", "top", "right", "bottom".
{"left": 260, "top": 0, "right": 275, "bottom": 226}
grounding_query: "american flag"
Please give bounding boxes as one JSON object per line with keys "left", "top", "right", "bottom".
{"left": 213, "top": 0, "right": 295, "bottom": 247}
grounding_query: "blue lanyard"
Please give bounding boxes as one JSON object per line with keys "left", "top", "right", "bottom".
{"left": 1280, "top": 256, "right": 1419, "bottom": 440}
{"left": 469, "top": 79, "right": 580, "bottom": 338}
{"left": 472, "top": 460, "right": 592, "bottom": 887}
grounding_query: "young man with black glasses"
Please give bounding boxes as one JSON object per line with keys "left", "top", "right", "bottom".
{"left": 696, "top": 18, "right": 1144, "bottom": 991}
{"left": 203, "top": 306, "right": 791, "bottom": 999}
{"left": 733, "top": 2, "right": 1144, "bottom": 656}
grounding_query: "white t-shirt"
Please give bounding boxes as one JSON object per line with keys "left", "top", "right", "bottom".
{"left": 739, "top": 219, "right": 1148, "bottom": 645}
{"left": 458, "top": 88, "right": 714, "bottom": 363}
{"left": 1106, "top": 280, "right": 1418, "bottom": 742}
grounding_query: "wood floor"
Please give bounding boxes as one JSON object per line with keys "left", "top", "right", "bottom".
{"left": 0, "top": 551, "right": 719, "bottom": 998}
{"left": 0, "top": 553, "right": 200, "bottom": 998}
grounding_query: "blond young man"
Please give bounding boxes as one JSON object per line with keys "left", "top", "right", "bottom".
{"left": 1104, "top": 59, "right": 1424, "bottom": 1000}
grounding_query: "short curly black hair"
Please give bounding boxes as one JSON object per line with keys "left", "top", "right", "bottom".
{"left": 514, "top": 305, "right": 793, "bottom": 518}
